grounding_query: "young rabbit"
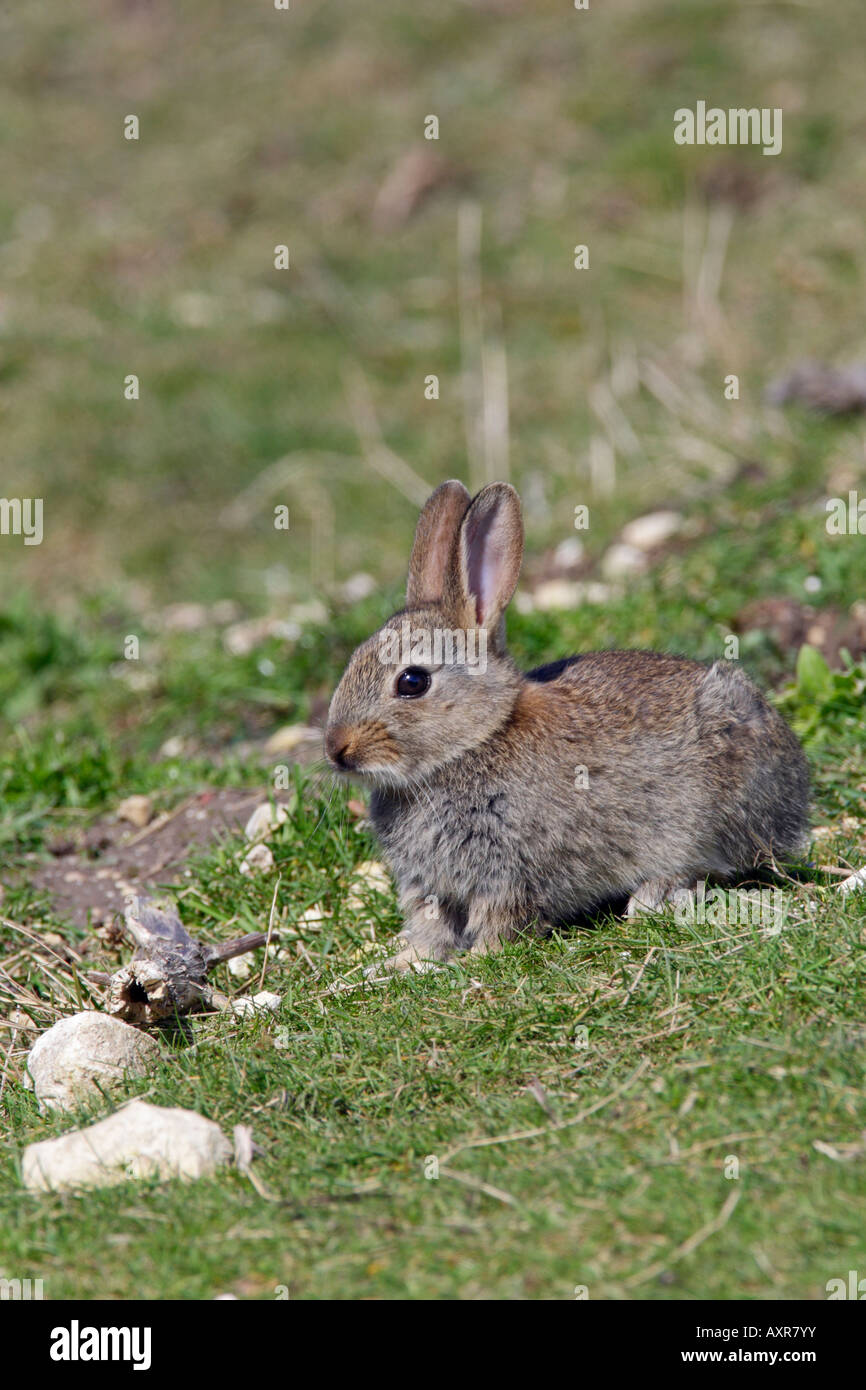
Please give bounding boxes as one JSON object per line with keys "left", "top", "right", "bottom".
{"left": 325, "top": 480, "right": 810, "bottom": 971}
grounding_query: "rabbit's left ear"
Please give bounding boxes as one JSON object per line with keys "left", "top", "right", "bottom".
{"left": 406, "top": 479, "right": 471, "bottom": 606}
{"left": 447, "top": 483, "right": 523, "bottom": 643}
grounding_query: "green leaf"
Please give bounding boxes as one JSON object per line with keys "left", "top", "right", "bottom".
{"left": 795, "top": 644, "right": 833, "bottom": 704}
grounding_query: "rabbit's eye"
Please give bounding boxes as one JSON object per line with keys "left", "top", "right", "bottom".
{"left": 395, "top": 666, "right": 431, "bottom": 698}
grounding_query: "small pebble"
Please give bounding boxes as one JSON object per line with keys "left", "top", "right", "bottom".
{"left": 116, "top": 795, "right": 153, "bottom": 829}
{"left": 239, "top": 843, "right": 275, "bottom": 876}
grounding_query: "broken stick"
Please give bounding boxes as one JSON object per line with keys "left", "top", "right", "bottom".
{"left": 99, "top": 895, "right": 275, "bottom": 1027}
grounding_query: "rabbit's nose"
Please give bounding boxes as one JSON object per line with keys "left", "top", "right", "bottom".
{"left": 325, "top": 724, "right": 355, "bottom": 769}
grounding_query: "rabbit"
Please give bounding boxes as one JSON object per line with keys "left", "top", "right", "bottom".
{"left": 325, "top": 479, "right": 810, "bottom": 972}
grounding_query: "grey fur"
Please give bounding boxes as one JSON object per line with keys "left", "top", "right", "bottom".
{"left": 325, "top": 482, "right": 810, "bottom": 969}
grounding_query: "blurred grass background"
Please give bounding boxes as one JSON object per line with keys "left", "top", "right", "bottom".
{"left": 1, "top": 0, "right": 865, "bottom": 613}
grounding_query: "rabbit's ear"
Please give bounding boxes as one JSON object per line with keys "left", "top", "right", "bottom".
{"left": 406, "top": 479, "right": 471, "bottom": 606}
{"left": 449, "top": 483, "right": 523, "bottom": 639}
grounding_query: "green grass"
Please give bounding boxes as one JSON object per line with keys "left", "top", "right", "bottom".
{"left": 1, "top": 800, "right": 864, "bottom": 1300}
{"left": 0, "top": 555, "right": 863, "bottom": 1299}
{"left": 1, "top": 0, "right": 865, "bottom": 1300}
{"left": 3, "top": 0, "right": 866, "bottom": 601}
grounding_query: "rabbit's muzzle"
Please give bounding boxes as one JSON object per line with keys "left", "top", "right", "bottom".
{"left": 325, "top": 723, "right": 358, "bottom": 770}
{"left": 325, "top": 719, "right": 400, "bottom": 775}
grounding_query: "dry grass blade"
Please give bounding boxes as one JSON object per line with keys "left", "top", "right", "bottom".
{"left": 258, "top": 874, "right": 282, "bottom": 991}
{"left": 622, "top": 946, "right": 658, "bottom": 1005}
{"left": 344, "top": 364, "right": 431, "bottom": 507}
{"left": 0, "top": 919, "right": 102, "bottom": 1012}
{"left": 481, "top": 300, "right": 510, "bottom": 485}
{"left": 624, "top": 1189, "right": 742, "bottom": 1288}
{"left": 439, "top": 1056, "right": 651, "bottom": 1166}
{"left": 457, "top": 200, "right": 485, "bottom": 492}
{"left": 439, "top": 1165, "right": 519, "bottom": 1207}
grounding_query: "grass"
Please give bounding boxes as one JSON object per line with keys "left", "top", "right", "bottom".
{"left": 1, "top": 831, "right": 864, "bottom": 1300}
{"left": 3, "top": 0, "right": 866, "bottom": 602}
{"left": 0, "top": 544, "right": 863, "bottom": 1299}
{"left": 1, "top": 0, "right": 865, "bottom": 1300}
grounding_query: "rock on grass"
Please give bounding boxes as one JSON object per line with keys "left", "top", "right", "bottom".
{"left": 26, "top": 1012, "right": 163, "bottom": 1113}
{"left": 22, "top": 1101, "right": 233, "bottom": 1192}
{"left": 116, "top": 795, "right": 153, "bottom": 829}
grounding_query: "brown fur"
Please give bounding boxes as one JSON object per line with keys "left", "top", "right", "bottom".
{"left": 325, "top": 481, "right": 810, "bottom": 970}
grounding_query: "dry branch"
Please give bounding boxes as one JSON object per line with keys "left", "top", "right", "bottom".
{"left": 99, "top": 896, "right": 275, "bottom": 1027}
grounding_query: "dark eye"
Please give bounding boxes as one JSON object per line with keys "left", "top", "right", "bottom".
{"left": 395, "top": 666, "right": 431, "bottom": 698}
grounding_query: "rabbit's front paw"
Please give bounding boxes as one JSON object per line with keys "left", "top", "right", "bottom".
{"left": 626, "top": 879, "right": 698, "bottom": 918}
{"left": 364, "top": 941, "right": 441, "bottom": 977}
{"left": 468, "top": 939, "right": 496, "bottom": 957}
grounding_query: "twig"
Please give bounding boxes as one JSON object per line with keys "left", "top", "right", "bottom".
{"left": 259, "top": 875, "right": 282, "bottom": 991}
{"left": 0, "top": 1014, "right": 21, "bottom": 1107}
{"left": 621, "top": 947, "right": 658, "bottom": 1005}
{"left": 624, "top": 1189, "right": 741, "bottom": 1288}
{"left": 124, "top": 794, "right": 198, "bottom": 847}
{"left": 481, "top": 301, "right": 510, "bottom": 485}
{"left": 439, "top": 1165, "right": 518, "bottom": 1208}
{"left": 647, "top": 1131, "right": 764, "bottom": 1166}
{"left": 343, "top": 365, "right": 431, "bottom": 506}
{"left": 668, "top": 968, "right": 681, "bottom": 1033}
{"left": 105, "top": 895, "right": 275, "bottom": 1026}
{"left": 457, "top": 200, "right": 485, "bottom": 492}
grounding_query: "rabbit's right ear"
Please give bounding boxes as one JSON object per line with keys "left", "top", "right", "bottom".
{"left": 406, "top": 479, "right": 471, "bottom": 606}
{"left": 444, "top": 482, "right": 523, "bottom": 649}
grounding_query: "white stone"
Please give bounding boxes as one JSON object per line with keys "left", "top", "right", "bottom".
{"left": 223, "top": 617, "right": 297, "bottom": 657}
{"left": 264, "top": 724, "right": 321, "bottom": 755}
{"left": 230, "top": 991, "right": 282, "bottom": 1019}
{"left": 838, "top": 867, "right": 866, "bottom": 896}
{"left": 244, "top": 801, "right": 289, "bottom": 843}
{"left": 532, "top": 579, "right": 584, "bottom": 612}
{"left": 620, "top": 510, "right": 683, "bottom": 551}
{"left": 341, "top": 572, "right": 376, "bottom": 603}
{"left": 116, "top": 795, "right": 153, "bottom": 829}
{"left": 26, "top": 1012, "right": 162, "bottom": 1113}
{"left": 286, "top": 599, "right": 329, "bottom": 627}
{"left": 159, "top": 735, "right": 186, "bottom": 759}
{"left": 601, "top": 543, "right": 648, "bottom": 579}
{"left": 172, "top": 292, "right": 218, "bottom": 328}
{"left": 299, "top": 904, "right": 330, "bottom": 929}
{"left": 349, "top": 861, "right": 391, "bottom": 894}
{"left": 345, "top": 862, "right": 393, "bottom": 912}
{"left": 227, "top": 954, "right": 254, "bottom": 980}
{"left": 161, "top": 602, "right": 209, "bottom": 633}
{"left": 531, "top": 578, "right": 613, "bottom": 612}
{"left": 210, "top": 599, "right": 242, "bottom": 626}
{"left": 22, "top": 1100, "right": 233, "bottom": 1192}
{"left": 582, "top": 582, "right": 613, "bottom": 604}
{"left": 239, "top": 843, "right": 275, "bottom": 875}
{"left": 552, "top": 537, "right": 584, "bottom": 570}
{"left": 354, "top": 861, "right": 391, "bottom": 889}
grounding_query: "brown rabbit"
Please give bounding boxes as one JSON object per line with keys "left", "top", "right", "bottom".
{"left": 325, "top": 480, "right": 810, "bottom": 971}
